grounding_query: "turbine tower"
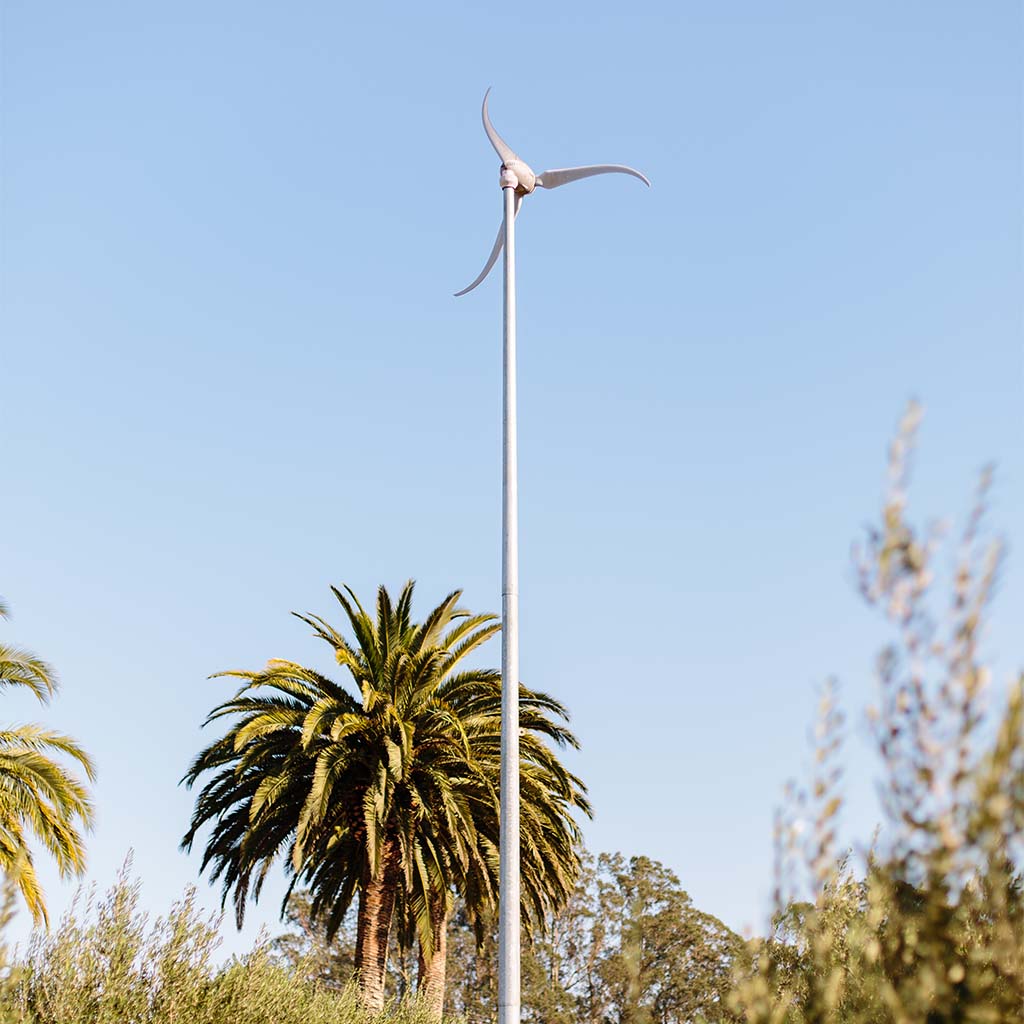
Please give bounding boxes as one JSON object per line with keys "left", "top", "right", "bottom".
{"left": 456, "top": 89, "right": 648, "bottom": 1024}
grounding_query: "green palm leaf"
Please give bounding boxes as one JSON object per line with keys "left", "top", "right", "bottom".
{"left": 0, "top": 597, "right": 94, "bottom": 925}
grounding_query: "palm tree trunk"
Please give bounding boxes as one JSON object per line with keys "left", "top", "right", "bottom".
{"left": 356, "top": 842, "right": 400, "bottom": 1013}
{"left": 416, "top": 897, "right": 449, "bottom": 1022}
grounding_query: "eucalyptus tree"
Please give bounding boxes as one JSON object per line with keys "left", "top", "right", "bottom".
{"left": 183, "top": 581, "right": 588, "bottom": 1017}
{"left": 0, "top": 596, "right": 95, "bottom": 925}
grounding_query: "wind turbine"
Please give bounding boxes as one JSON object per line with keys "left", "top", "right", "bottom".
{"left": 455, "top": 89, "right": 648, "bottom": 1024}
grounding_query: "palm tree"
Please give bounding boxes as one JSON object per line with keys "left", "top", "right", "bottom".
{"left": 0, "top": 597, "right": 95, "bottom": 925}
{"left": 183, "top": 581, "right": 589, "bottom": 1017}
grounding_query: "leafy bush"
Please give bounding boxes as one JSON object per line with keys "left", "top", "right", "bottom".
{"left": 6, "top": 862, "right": 440, "bottom": 1024}
{"left": 731, "top": 404, "right": 1024, "bottom": 1023}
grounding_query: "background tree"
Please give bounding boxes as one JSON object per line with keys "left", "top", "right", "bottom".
{"left": 271, "top": 889, "right": 419, "bottom": 1000}
{"left": 0, "top": 596, "right": 94, "bottom": 925}
{"left": 277, "top": 848, "right": 743, "bottom": 1024}
{"left": 271, "top": 889, "right": 356, "bottom": 992}
{"left": 591, "top": 853, "right": 742, "bottom": 1024}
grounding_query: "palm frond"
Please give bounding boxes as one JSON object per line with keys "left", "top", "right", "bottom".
{"left": 0, "top": 645, "right": 57, "bottom": 703}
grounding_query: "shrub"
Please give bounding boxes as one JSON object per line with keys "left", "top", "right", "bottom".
{"left": 8, "top": 861, "right": 441, "bottom": 1024}
{"left": 731, "top": 404, "right": 1024, "bottom": 1023}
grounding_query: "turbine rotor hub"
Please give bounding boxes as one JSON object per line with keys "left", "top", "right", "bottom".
{"left": 501, "top": 159, "right": 536, "bottom": 195}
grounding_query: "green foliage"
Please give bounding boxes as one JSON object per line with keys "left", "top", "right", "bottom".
{"left": 182, "top": 580, "right": 588, "bottom": 1014}
{"left": 0, "top": 873, "right": 27, "bottom": 1024}
{"left": 16, "top": 861, "right": 219, "bottom": 1023}
{"left": 7, "top": 866, "right": 441, "bottom": 1024}
{"left": 0, "top": 595, "right": 95, "bottom": 925}
{"left": 592, "top": 854, "right": 742, "bottom": 1024}
{"left": 0, "top": 599, "right": 55, "bottom": 704}
{"left": 271, "top": 888, "right": 421, "bottom": 1000}
{"left": 731, "top": 404, "right": 1024, "bottom": 1024}
{"left": 279, "top": 849, "right": 743, "bottom": 1024}
{"left": 271, "top": 887, "right": 357, "bottom": 991}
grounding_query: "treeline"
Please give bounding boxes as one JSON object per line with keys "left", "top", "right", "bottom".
{"left": 4, "top": 817, "right": 1022, "bottom": 1024}
{"left": 1, "top": 850, "right": 740, "bottom": 1024}
{"left": 273, "top": 850, "right": 744, "bottom": 1024}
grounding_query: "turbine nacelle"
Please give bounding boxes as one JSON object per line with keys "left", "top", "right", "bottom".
{"left": 455, "top": 89, "right": 649, "bottom": 296}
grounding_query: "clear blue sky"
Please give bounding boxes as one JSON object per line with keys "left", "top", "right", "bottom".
{"left": 2, "top": 1, "right": 1021, "bottom": 955}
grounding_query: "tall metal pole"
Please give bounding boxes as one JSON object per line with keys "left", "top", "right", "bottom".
{"left": 498, "top": 169, "right": 520, "bottom": 1024}
{"left": 457, "top": 93, "right": 645, "bottom": 1024}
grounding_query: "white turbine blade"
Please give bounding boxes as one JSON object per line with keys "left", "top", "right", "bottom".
{"left": 535, "top": 164, "right": 650, "bottom": 189}
{"left": 454, "top": 224, "right": 504, "bottom": 297}
{"left": 454, "top": 194, "right": 522, "bottom": 297}
{"left": 481, "top": 88, "right": 518, "bottom": 166}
